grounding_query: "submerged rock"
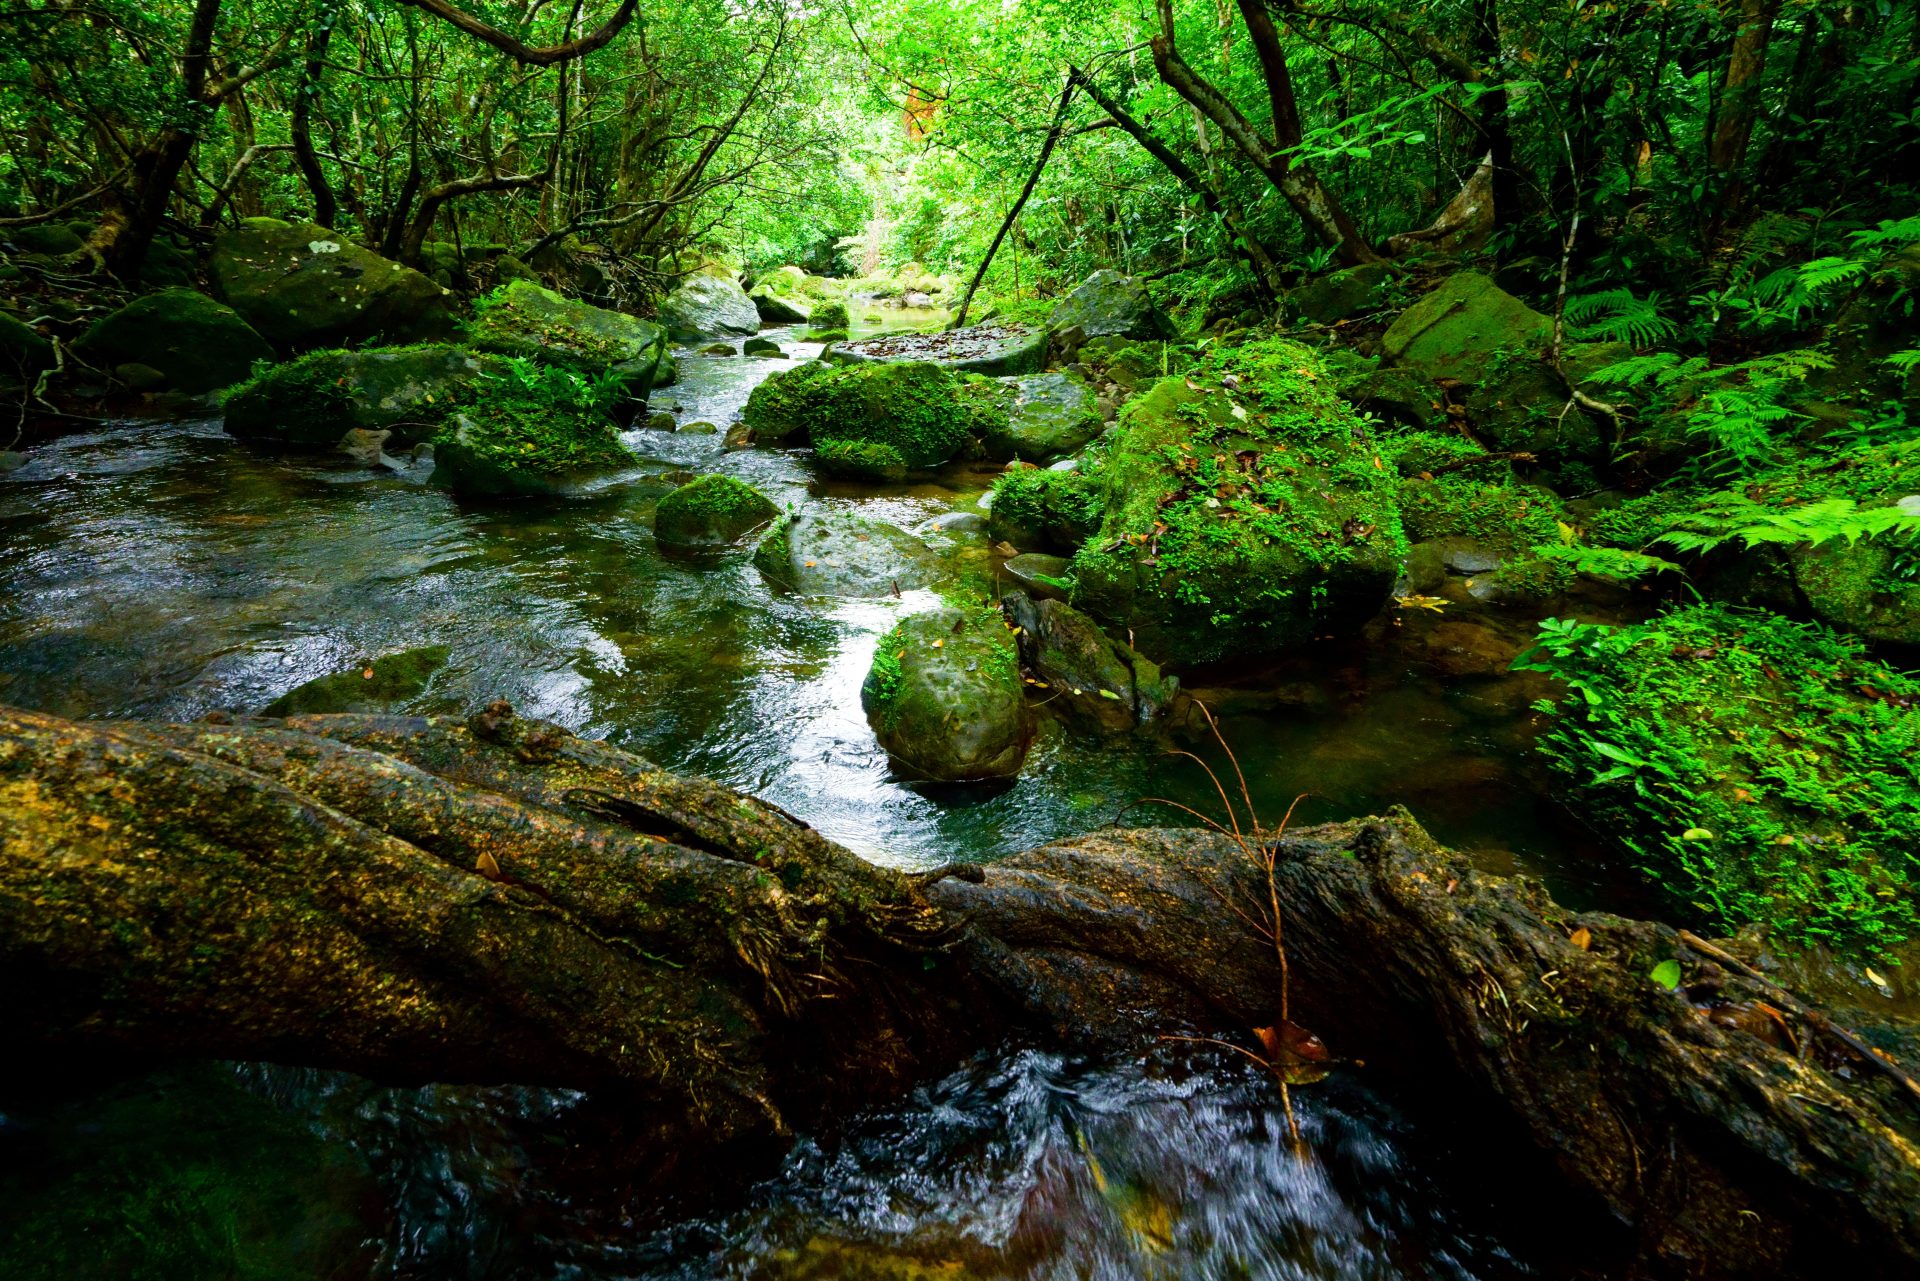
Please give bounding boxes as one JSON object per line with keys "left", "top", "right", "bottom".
{"left": 863, "top": 603, "right": 1031, "bottom": 781}
{"left": 1047, "top": 269, "right": 1175, "bottom": 341}
{"left": 659, "top": 269, "right": 760, "bottom": 341}
{"left": 753, "top": 508, "right": 943, "bottom": 595}
{"left": 210, "top": 218, "right": 456, "bottom": 349}
{"left": 75, "top": 288, "right": 272, "bottom": 394}
{"left": 465, "top": 280, "right": 668, "bottom": 400}
{"left": 743, "top": 337, "right": 784, "bottom": 357}
{"left": 1069, "top": 339, "right": 1406, "bottom": 665}
{"left": 261, "top": 645, "right": 451, "bottom": 715}
{"left": 1003, "top": 591, "right": 1179, "bottom": 731}
{"left": 223, "top": 344, "right": 497, "bottom": 448}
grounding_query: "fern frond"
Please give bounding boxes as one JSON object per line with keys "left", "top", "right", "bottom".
{"left": 1654, "top": 494, "right": 1920, "bottom": 554}
{"left": 1565, "top": 288, "right": 1677, "bottom": 347}
{"left": 1528, "top": 543, "right": 1684, "bottom": 581}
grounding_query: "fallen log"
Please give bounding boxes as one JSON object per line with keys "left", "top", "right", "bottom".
{"left": 2, "top": 702, "right": 1917, "bottom": 1278}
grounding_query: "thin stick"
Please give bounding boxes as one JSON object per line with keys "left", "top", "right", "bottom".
{"left": 949, "top": 72, "right": 1077, "bottom": 331}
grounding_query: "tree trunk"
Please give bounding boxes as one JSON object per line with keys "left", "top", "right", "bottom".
{"left": 1708, "top": 0, "right": 1783, "bottom": 212}
{"left": 4, "top": 702, "right": 1918, "bottom": 1278}
{"left": 1150, "top": 0, "right": 1378, "bottom": 264}
{"left": 291, "top": 9, "right": 339, "bottom": 231}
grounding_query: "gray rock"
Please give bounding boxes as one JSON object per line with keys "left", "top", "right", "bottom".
{"left": 1002, "top": 591, "right": 1178, "bottom": 731}
{"left": 645, "top": 411, "right": 678, "bottom": 431}
{"left": 660, "top": 269, "right": 760, "bottom": 341}
{"left": 1047, "top": 269, "right": 1176, "bottom": 341}
{"left": 975, "top": 370, "right": 1102, "bottom": 462}
{"left": 753, "top": 508, "right": 943, "bottom": 596}
{"left": 832, "top": 322, "right": 1049, "bottom": 377}
{"left": 210, "top": 218, "right": 456, "bottom": 349}
{"left": 1002, "top": 553, "right": 1073, "bottom": 601}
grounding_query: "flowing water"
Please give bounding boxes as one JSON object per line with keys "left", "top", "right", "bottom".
{"left": 0, "top": 308, "right": 1618, "bottom": 1277}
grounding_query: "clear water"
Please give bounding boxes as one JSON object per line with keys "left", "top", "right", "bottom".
{"left": 0, "top": 310, "right": 1614, "bottom": 1277}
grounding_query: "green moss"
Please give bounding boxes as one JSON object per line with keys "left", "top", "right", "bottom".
{"left": 865, "top": 621, "right": 907, "bottom": 732}
{"left": 1519, "top": 603, "right": 1920, "bottom": 958}
{"left": 742, "top": 359, "right": 973, "bottom": 474}
{"left": 261, "top": 645, "right": 450, "bottom": 715}
{"left": 428, "top": 368, "right": 636, "bottom": 495}
{"left": 810, "top": 300, "right": 851, "bottom": 329}
{"left": 654, "top": 474, "right": 779, "bottom": 546}
{"left": 988, "top": 467, "right": 1104, "bottom": 553}
{"left": 1397, "top": 473, "right": 1562, "bottom": 553}
{"left": 1066, "top": 337, "right": 1407, "bottom": 663}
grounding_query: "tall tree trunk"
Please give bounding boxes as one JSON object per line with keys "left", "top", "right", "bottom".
{"left": 1151, "top": 0, "right": 1378, "bottom": 263}
{"left": 291, "top": 7, "right": 339, "bottom": 230}
{"left": 1471, "top": 0, "right": 1522, "bottom": 230}
{"left": 950, "top": 75, "right": 1076, "bottom": 330}
{"left": 1708, "top": 0, "right": 1783, "bottom": 212}
{"left": 1074, "top": 69, "right": 1279, "bottom": 304}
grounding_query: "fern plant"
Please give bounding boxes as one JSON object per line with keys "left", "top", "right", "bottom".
{"left": 1564, "top": 288, "right": 1676, "bottom": 347}
{"left": 1653, "top": 494, "right": 1920, "bottom": 554}
{"left": 1589, "top": 347, "right": 1833, "bottom": 476}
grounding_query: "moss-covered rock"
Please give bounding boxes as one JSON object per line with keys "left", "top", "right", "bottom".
{"left": 753, "top": 508, "right": 943, "bottom": 595}
{"left": 986, "top": 466, "right": 1103, "bottom": 553}
{"left": 659, "top": 268, "right": 760, "bottom": 341}
{"left": 810, "top": 299, "right": 851, "bottom": 330}
{"left": 1397, "top": 472, "right": 1563, "bottom": 555}
{"left": 740, "top": 359, "right": 975, "bottom": 478}
{"left": 7, "top": 222, "right": 85, "bottom": 256}
{"left": 749, "top": 282, "right": 810, "bottom": 324}
{"left": 743, "top": 337, "right": 783, "bottom": 357}
{"left": 0, "top": 312, "right": 53, "bottom": 386}
{"left": 862, "top": 602, "right": 1031, "bottom": 781}
{"left": 972, "top": 370, "right": 1103, "bottom": 462}
{"left": 466, "top": 280, "right": 668, "bottom": 400}
{"left": 1048, "top": 268, "right": 1176, "bottom": 340}
{"left": 653, "top": 474, "right": 778, "bottom": 548}
{"left": 430, "top": 397, "right": 638, "bottom": 497}
{"left": 1519, "top": 603, "right": 1920, "bottom": 957}
{"left": 1067, "top": 338, "right": 1407, "bottom": 665}
{"left": 1289, "top": 263, "right": 1391, "bottom": 326}
{"left": 1003, "top": 591, "right": 1179, "bottom": 731}
{"left": 1382, "top": 271, "right": 1551, "bottom": 381}
{"left": 210, "top": 218, "right": 456, "bottom": 349}
{"left": 223, "top": 343, "right": 495, "bottom": 448}
{"left": 261, "top": 645, "right": 450, "bottom": 715}
{"left": 75, "top": 288, "right": 272, "bottom": 394}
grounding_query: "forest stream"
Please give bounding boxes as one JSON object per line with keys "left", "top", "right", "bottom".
{"left": 0, "top": 322, "right": 1617, "bottom": 1279}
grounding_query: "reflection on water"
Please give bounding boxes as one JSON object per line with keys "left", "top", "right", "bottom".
{"left": 0, "top": 308, "right": 1608, "bottom": 1276}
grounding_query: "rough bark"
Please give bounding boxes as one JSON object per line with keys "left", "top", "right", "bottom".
{"left": 1708, "top": 0, "right": 1783, "bottom": 193}
{"left": 4, "top": 702, "right": 1918, "bottom": 1278}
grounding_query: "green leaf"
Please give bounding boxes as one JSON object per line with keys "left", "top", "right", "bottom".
{"left": 1650, "top": 959, "right": 1683, "bottom": 989}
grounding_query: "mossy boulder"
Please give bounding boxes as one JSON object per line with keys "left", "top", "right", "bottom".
{"left": 810, "top": 299, "right": 851, "bottom": 330}
{"left": 209, "top": 218, "right": 457, "bottom": 349}
{"left": 1789, "top": 539, "right": 1920, "bottom": 646}
{"left": 986, "top": 466, "right": 1103, "bottom": 554}
{"left": 740, "top": 359, "right": 976, "bottom": 478}
{"left": 8, "top": 223, "right": 85, "bottom": 256}
{"left": 1519, "top": 603, "right": 1920, "bottom": 957}
{"left": 972, "top": 370, "right": 1103, "bottom": 462}
{"left": 862, "top": 603, "right": 1031, "bottom": 781}
{"left": 1397, "top": 472, "right": 1563, "bottom": 557}
{"left": 1048, "top": 268, "right": 1176, "bottom": 341}
{"left": 430, "top": 398, "right": 638, "bottom": 497}
{"left": 466, "top": 280, "right": 668, "bottom": 400}
{"left": 0, "top": 312, "right": 53, "bottom": 386}
{"left": 223, "top": 344, "right": 495, "bottom": 448}
{"left": 74, "top": 288, "right": 272, "bottom": 393}
{"left": 653, "top": 474, "right": 778, "bottom": 548}
{"left": 833, "top": 322, "right": 1049, "bottom": 377}
{"left": 659, "top": 268, "right": 760, "bottom": 341}
{"left": 803, "top": 327, "right": 850, "bottom": 343}
{"left": 749, "top": 282, "right": 810, "bottom": 324}
{"left": 753, "top": 508, "right": 944, "bottom": 595}
{"left": 1068, "top": 338, "right": 1407, "bottom": 665}
{"left": 1382, "top": 271, "right": 1551, "bottom": 382}
{"left": 1290, "top": 263, "right": 1391, "bottom": 326}
{"left": 261, "top": 645, "right": 451, "bottom": 715}
{"left": 1002, "top": 591, "right": 1179, "bottom": 731}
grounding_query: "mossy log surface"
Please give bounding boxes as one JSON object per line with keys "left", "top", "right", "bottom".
{"left": 3, "top": 703, "right": 1918, "bottom": 1278}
